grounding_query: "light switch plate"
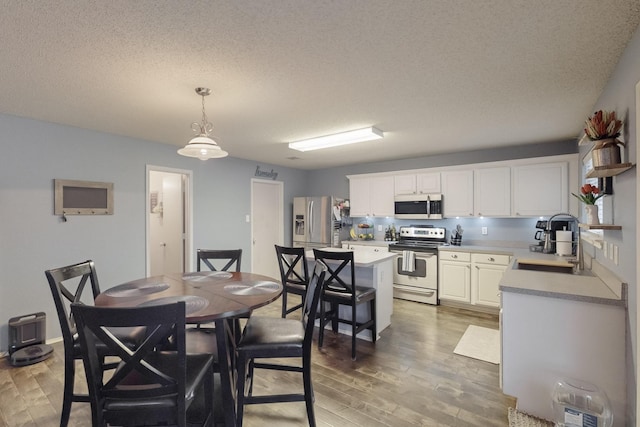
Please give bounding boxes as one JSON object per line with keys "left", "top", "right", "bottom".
{"left": 603, "top": 242, "right": 608, "bottom": 257}
{"left": 613, "top": 245, "right": 619, "bottom": 265}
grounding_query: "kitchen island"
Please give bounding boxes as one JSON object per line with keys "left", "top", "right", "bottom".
{"left": 499, "top": 254, "right": 626, "bottom": 425}
{"left": 306, "top": 248, "right": 396, "bottom": 341}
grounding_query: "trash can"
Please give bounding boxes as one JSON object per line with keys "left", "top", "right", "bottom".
{"left": 552, "top": 378, "right": 613, "bottom": 427}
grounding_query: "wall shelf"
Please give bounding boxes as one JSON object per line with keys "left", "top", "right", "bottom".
{"left": 579, "top": 223, "right": 621, "bottom": 230}
{"left": 586, "top": 163, "right": 634, "bottom": 178}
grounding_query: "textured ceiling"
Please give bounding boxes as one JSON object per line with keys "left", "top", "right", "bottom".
{"left": 1, "top": 0, "right": 639, "bottom": 170}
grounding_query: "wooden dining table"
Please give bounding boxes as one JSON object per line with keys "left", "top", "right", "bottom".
{"left": 94, "top": 271, "right": 283, "bottom": 427}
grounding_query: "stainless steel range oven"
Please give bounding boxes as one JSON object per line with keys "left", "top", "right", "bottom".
{"left": 388, "top": 225, "right": 447, "bottom": 305}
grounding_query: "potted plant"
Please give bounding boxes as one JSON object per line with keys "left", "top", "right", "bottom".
{"left": 584, "top": 110, "right": 624, "bottom": 167}
{"left": 572, "top": 183, "right": 604, "bottom": 224}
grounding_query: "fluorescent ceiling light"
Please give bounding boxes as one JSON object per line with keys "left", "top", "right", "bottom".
{"left": 288, "top": 127, "right": 384, "bottom": 152}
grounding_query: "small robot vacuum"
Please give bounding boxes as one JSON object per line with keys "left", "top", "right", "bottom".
{"left": 8, "top": 312, "right": 53, "bottom": 367}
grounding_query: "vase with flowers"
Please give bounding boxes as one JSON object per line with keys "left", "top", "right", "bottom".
{"left": 572, "top": 183, "right": 604, "bottom": 225}
{"left": 584, "top": 110, "right": 624, "bottom": 167}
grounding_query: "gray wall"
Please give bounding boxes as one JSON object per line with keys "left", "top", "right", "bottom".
{"left": 0, "top": 113, "right": 309, "bottom": 351}
{"left": 581, "top": 23, "right": 640, "bottom": 424}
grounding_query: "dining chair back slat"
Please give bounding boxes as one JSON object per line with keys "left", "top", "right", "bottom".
{"left": 275, "top": 245, "right": 310, "bottom": 318}
{"left": 197, "top": 249, "right": 242, "bottom": 272}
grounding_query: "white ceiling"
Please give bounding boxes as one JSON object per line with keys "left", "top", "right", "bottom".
{"left": 1, "top": 1, "right": 639, "bottom": 170}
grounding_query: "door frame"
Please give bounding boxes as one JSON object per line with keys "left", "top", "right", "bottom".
{"left": 146, "top": 165, "right": 193, "bottom": 277}
{"left": 250, "top": 178, "right": 284, "bottom": 273}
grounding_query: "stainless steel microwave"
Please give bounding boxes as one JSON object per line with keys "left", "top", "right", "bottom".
{"left": 394, "top": 194, "right": 443, "bottom": 219}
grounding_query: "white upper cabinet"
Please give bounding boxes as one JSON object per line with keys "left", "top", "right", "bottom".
{"left": 349, "top": 176, "right": 371, "bottom": 217}
{"left": 474, "top": 167, "right": 511, "bottom": 217}
{"left": 349, "top": 175, "right": 394, "bottom": 217}
{"left": 441, "top": 170, "right": 474, "bottom": 217}
{"left": 394, "top": 172, "right": 441, "bottom": 195}
{"left": 512, "top": 162, "right": 568, "bottom": 216}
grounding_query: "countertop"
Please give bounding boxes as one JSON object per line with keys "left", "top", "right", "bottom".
{"left": 342, "top": 240, "right": 396, "bottom": 246}
{"left": 499, "top": 252, "right": 626, "bottom": 306}
{"left": 306, "top": 247, "right": 397, "bottom": 267}
{"left": 337, "top": 240, "right": 626, "bottom": 306}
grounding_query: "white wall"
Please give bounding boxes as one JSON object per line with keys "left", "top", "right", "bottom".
{"left": 0, "top": 114, "right": 309, "bottom": 351}
{"left": 581, "top": 23, "right": 640, "bottom": 425}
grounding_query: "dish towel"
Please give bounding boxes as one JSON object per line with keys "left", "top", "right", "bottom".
{"left": 402, "top": 250, "right": 415, "bottom": 272}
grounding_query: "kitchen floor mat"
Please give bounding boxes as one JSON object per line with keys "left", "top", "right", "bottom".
{"left": 453, "top": 324, "right": 500, "bottom": 364}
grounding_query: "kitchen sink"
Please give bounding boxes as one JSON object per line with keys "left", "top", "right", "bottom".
{"left": 516, "top": 263, "right": 574, "bottom": 274}
{"left": 515, "top": 259, "right": 595, "bottom": 276}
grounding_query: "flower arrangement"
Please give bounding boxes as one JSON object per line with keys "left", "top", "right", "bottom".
{"left": 584, "top": 110, "right": 623, "bottom": 145}
{"left": 572, "top": 183, "right": 604, "bottom": 205}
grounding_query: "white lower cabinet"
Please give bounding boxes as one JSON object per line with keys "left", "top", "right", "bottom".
{"left": 438, "top": 251, "right": 471, "bottom": 302}
{"left": 471, "top": 253, "right": 510, "bottom": 307}
{"left": 440, "top": 250, "right": 509, "bottom": 309}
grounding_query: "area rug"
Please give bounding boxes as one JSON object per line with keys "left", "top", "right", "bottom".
{"left": 453, "top": 325, "right": 500, "bottom": 364}
{"left": 508, "top": 407, "right": 553, "bottom": 427}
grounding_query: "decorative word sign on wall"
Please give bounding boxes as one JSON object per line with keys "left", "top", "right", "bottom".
{"left": 255, "top": 166, "right": 278, "bottom": 180}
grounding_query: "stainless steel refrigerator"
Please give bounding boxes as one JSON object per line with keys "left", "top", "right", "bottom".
{"left": 292, "top": 196, "right": 349, "bottom": 250}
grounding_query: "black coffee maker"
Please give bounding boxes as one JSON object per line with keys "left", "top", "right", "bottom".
{"left": 533, "top": 220, "right": 547, "bottom": 247}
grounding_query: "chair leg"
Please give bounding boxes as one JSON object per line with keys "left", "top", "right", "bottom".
{"left": 61, "top": 356, "right": 75, "bottom": 427}
{"left": 351, "top": 303, "right": 357, "bottom": 361}
{"left": 247, "top": 359, "right": 256, "bottom": 397}
{"left": 303, "top": 357, "right": 316, "bottom": 427}
{"left": 236, "top": 354, "right": 247, "bottom": 427}
{"left": 370, "top": 299, "right": 377, "bottom": 344}
{"left": 318, "top": 300, "right": 326, "bottom": 349}
{"left": 281, "top": 291, "right": 288, "bottom": 318}
{"left": 331, "top": 302, "right": 339, "bottom": 333}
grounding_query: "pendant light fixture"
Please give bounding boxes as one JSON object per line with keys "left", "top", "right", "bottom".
{"left": 178, "top": 87, "right": 228, "bottom": 160}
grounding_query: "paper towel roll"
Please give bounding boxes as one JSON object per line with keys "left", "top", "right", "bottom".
{"left": 556, "top": 241, "right": 572, "bottom": 256}
{"left": 556, "top": 230, "right": 573, "bottom": 256}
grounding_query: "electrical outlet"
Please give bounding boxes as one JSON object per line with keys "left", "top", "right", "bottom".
{"left": 481, "top": 227, "right": 488, "bottom": 235}
{"left": 613, "top": 245, "right": 619, "bottom": 265}
{"left": 377, "top": 225, "right": 383, "bottom": 232}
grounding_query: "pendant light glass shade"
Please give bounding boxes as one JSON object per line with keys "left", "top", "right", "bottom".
{"left": 178, "top": 87, "right": 228, "bottom": 160}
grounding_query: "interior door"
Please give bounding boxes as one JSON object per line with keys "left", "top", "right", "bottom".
{"left": 251, "top": 179, "right": 283, "bottom": 279}
{"left": 147, "top": 167, "right": 192, "bottom": 276}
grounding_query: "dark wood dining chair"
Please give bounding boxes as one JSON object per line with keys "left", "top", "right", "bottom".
{"left": 312, "top": 249, "right": 376, "bottom": 360}
{"left": 197, "top": 249, "right": 242, "bottom": 272}
{"left": 275, "top": 245, "right": 310, "bottom": 318}
{"left": 45, "top": 260, "right": 145, "bottom": 427}
{"left": 235, "top": 263, "right": 327, "bottom": 427}
{"left": 71, "top": 301, "right": 215, "bottom": 427}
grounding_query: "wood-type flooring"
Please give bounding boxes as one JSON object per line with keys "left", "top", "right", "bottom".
{"left": 0, "top": 298, "right": 514, "bottom": 426}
